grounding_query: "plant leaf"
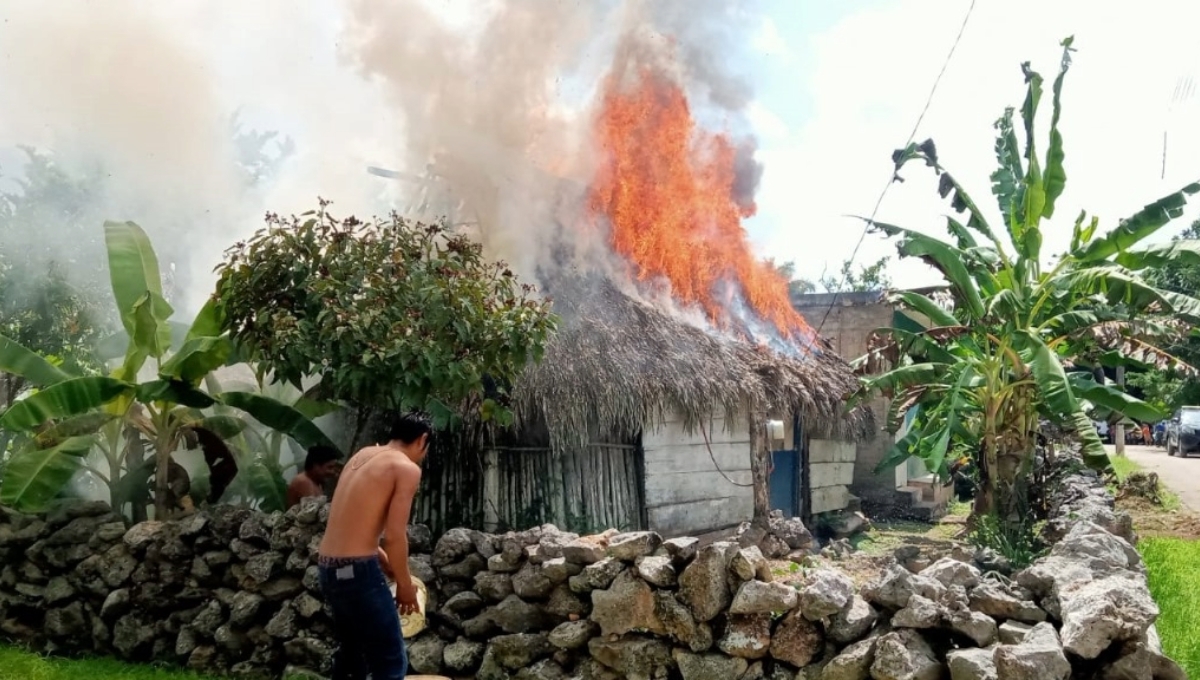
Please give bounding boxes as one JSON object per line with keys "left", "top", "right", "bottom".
{"left": 216, "top": 391, "right": 338, "bottom": 452}
{"left": 160, "top": 336, "right": 233, "bottom": 385}
{"left": 0, "top": 436, "right": 94, "bottom": 511}
{"left": 0, "top": 377, "right": 132, "bottom": 431}
{"left": 1066, "top": 373, "right": 1164, "bottom": 422}
{"left": 0, "top": 334, "right": 73, "bottom": 387}
{"left": 1076, "top": 183, "right": 1200, "bottom": 262}
{"left": 104, "top": 221, "right": 166, "bottom": 336}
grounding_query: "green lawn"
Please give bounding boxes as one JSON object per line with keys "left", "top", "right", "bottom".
{"left": 1141, "top": 537, "right": 1200, "bottom": 677}
{"left": 0, "top": 647, "right": 218, "bottom": 680}
{"left": 1107, "top": 453, "right": 1200, "bottom": 677}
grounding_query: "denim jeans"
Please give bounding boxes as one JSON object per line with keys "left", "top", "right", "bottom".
{"left": 318, "top": 555, "right": 408, "bottom": 679}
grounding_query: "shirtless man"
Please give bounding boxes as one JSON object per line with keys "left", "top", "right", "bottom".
{"left": 317, "top": 412, "right": 430, "bottom": 679}
{"left": 286, "top": 446, "right": 340, "bottom": 509}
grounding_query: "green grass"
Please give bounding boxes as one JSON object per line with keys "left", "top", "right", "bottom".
{"left": 1141, "top": 537, "right": 1200, "bottom": 677}
{"left": 0, "top": 647, "right": 219, "bottom": 680}
{"left": 1109, "top": 453, "right": 1142, "bottom": 482}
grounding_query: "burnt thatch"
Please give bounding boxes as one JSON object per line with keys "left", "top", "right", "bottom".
{"left": 513, "top": 274, "right": 873, "bottom": 450}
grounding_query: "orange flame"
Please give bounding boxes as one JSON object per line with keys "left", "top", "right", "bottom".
{"left": 586, "top": 65, "right": 816, "bottom": 346}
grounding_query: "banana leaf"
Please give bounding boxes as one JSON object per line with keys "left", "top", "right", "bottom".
{"left": 217, "top": 391, "right": 338, "bottom": 452}
{"left": 0, "top": 377, "right": 133, "bottom": 431}
{"left": 0, "top": 436, "right": 94, "bottom": 511}
{"left": 0, "top": 334, "right": 72, "bottom": 387}
{"left": 104, "top": 221, "right": 168, "bottom": 338}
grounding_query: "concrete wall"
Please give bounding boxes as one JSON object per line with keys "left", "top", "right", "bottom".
{"left": 641, "top": 411, "right": 753, "bottom": 537}
{"left": 808, "top": 439, "right": 856, "bottom": 514}
{"left": 794, "top": 294, "right": 900, "bottom": 508}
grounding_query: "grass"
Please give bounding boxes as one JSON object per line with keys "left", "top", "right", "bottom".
{"left": 0, "top": 647, "right": 219, "bottom": 680}
{"left": 1140, "top": 537, "right": 1200, "bottom": 677}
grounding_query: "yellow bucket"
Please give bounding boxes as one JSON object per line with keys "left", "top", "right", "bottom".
{"left": 388, "top": 576, "right": 428, "bottom": 638}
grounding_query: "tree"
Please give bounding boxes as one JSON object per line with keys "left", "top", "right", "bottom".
{"left": 0, "top": 222, "right": 335, "bottom": 518}
{"left": 771, "top": 256, "right": 892, "bottom": 296}
{"left": 0, "top": 150, "right": 111, "bottom": 407}
{"left": 1125, "top": 219, "right": 1200, "bottom": 413}
{"left": 212, "top": 201, "right": 558, "bottom": 430}
{"left": 819, "top": 256, "right": 893, "bottom": 293}
{"left": 855, "top": 37, "right": 1200, "bottom": 544}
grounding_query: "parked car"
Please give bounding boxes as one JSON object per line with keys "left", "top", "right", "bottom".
{"left": 1166, "top": 406, "right": 1200, "bottom": 457}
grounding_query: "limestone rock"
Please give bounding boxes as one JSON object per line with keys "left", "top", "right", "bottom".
{"left": 827, "top": 595, "right": 878, "bottom": 644}
{"left": 673, "top": 649, "right": 749, "bottom": 680}
{"left": 799, "top": 568, "right": 854, "bottom": 620}
{"left": 679, "top": 543, "right": 734, "bottom": 622}
{"left": 993, "top": 622, "right": 1070, "bottom": 680}
{"left": 588, "top": 636, "right": 674, "bottom": 678}
{"left": 870, "top": 629, "right": 941, "bottom": 680}
{"left": 770, "top": 610, "right": 823, "bottom": 668}
{"left": 946, "top": 647, "right": 997, "bottom": 680}
{"left": 731, "top": 580, "right": 799, "bottom": 615}
{"left": 590, "top": 570, "right": 663, "bottom": 637}
{"left": 607, "top": 531, "right": 662, "bottom": 562}
{"left": 718, "top": 614, "right": 772, "bottom": 660}
{"left": 922, "top": 557, "right": 981, "bottom": 589}
{"left": 635, "top": 555, "right": 678, "bottom": 587}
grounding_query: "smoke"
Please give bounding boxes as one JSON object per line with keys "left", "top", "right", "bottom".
{"left": 0, "top": 0, "right": 768, "bottom": 320}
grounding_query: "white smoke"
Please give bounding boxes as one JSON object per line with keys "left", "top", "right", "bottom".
{"left": 0, "top": 0, "right": 766, "bottom": 319}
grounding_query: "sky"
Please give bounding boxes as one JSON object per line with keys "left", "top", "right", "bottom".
{"left": 4, "top": 0, "right": 1200, "bottom": 300}
{"left": 748, "top": 0, "right": 1200, "bottom": 289}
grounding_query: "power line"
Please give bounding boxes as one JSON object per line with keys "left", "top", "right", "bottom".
{"left": 815, "top": 0, "right": 979, "bottom": 337}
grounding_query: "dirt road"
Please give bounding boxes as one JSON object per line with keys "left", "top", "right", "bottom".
{"left": 1109, "top": 444, "right": 1200, "bottom": 512}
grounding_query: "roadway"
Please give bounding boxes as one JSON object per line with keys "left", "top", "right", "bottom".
{"left": 1107, "top": 444, "right": 1200, "bottom": 512}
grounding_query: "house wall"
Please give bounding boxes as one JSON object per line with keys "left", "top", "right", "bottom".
{"left": 808, "top": 439, "right": 856, "bottom": 514}
{"left": 641, "top": 410, "right": 754, "bottom": 537}
{"left": 793, "top": 295, "right": 899, "bottom": 508}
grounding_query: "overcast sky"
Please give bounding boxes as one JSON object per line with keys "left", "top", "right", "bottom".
{"left": 748, "top": 0, "right": 1200, "bottom": 288}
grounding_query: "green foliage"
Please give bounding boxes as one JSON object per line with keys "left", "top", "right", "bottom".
{"left": 0, "top": 644, "right": 223, "bottom": 680}
{"left": 0, "top": 222, "right": 332, "bottom": 517}
{"left": 969, "top": 513, "right": 1045, "bottom": 569}
{"left": 770, "top": 256, "right": 892, "bottom": 296}
{"left": 0, "top": 150, "right": 110, "bottom": 410}
{"left": 855, "top": 37, "right": 1200, "bottom": 526}
{"left": 213, "top": 201, "right": 558, "bottom": 426}
{"left": 818, "top": 256, "right": 893, "bottom": 293}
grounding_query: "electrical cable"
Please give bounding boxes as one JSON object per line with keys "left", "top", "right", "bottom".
{"left": 815, "top": 0, "right": 980, "bottom": 336}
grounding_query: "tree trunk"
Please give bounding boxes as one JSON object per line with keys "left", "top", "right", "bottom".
{"left": 749, "top": 413, "right": 771, "bottom": 528}
{"left": 123, "top": 427, "right": 149, "bottom": 524}
{"left": 1114, "top": 366, "right": 1126, "bottom": 456}
{"left": 153, "top": 422, "right": 172, "bottom": 520}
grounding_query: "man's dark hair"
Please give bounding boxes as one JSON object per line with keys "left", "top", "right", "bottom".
{"left": 387, "top": 410, "right": 434, "bottom": 444}
{"left": 304, "top": 445, "right": 340, "bottom": 471}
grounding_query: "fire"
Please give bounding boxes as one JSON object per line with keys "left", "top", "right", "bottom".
{"left": 586, "top": 65, "right": 817, "bottom": 347}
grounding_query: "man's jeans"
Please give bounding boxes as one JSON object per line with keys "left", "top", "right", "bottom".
{"left": 318, "top": 555, "right": 408, "bottom": 679}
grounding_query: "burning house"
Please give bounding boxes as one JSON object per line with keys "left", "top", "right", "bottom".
{"left": 377, "top": 36, "right": 870, "bottom": 537}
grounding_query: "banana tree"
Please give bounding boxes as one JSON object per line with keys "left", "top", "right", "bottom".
{"left": 199, "top": 374, "right": 342, "bottom": 512}
{"left": 854, "top": 37, "right": 1200, "bottom": 526}
{"left": 0, "top": 221, "right": 338, "bottom": 518}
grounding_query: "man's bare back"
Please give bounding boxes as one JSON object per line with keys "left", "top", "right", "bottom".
{"left": 320, "top": 444, "right": 421, "bottom": 559}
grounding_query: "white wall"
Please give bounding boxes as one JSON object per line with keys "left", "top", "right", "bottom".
{"left": 641, "top": 410, "right": 753, "bottom": 537}
{"left": 808, "top": 439, "right": 856, "bottom": 514}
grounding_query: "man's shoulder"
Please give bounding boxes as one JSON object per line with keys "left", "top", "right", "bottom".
{"left": 287, "top": 472, "right": 312, "bottom": 489}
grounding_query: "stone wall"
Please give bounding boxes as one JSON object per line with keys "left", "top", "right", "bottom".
{"left": 0, "top": 450, "right": 1184, "bottom": 679}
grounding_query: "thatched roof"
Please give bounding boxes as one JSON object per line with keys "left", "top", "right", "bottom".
{"left": 513, "top": 274, "right": 873, "bottom": 450}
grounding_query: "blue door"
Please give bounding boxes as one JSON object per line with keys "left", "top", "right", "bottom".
{"left": 769, "top": 449, "right": 799, "bottom": 516}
